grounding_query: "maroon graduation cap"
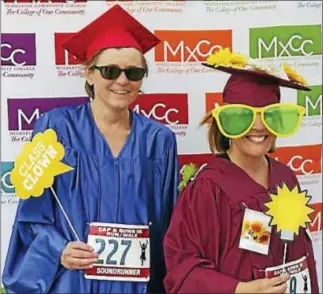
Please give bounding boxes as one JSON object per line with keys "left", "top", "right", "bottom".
{"left": 202, "top": 49, "right": 311, "bottom": 107}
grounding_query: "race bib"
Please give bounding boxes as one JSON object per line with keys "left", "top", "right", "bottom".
{"left": 265, "top": 255, "right": 311, "bottom": 294}
{"left": 84, "top": 223, "right": 150, "bottom": 282}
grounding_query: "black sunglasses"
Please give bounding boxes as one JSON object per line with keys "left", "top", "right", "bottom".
{"left": 92, "top": 65, "right": 147, "bottom": 81}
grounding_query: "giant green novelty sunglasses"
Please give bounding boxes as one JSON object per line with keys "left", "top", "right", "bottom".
{"left": 211, "top": 103, "right": 305, "bottom": 138}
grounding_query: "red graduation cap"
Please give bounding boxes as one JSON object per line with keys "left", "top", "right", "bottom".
{"left": 202, "top": 48, "right": 311, "bottom": 107}
{"left": 62, "top": 4, "right": 160, "bottom": 62}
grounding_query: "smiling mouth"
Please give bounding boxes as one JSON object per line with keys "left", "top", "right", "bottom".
{"left": 110, "top": 90, "right": 130, "bottom": 95}
{"left": 245, "top": 135, "right": 269, "bottom": 143}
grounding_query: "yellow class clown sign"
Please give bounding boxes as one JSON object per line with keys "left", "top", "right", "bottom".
{"left": 10, "top": 128, "right": 80, "bottom": 241}
{"left": 11, "top": 129, "right": 73, "bottom": 199}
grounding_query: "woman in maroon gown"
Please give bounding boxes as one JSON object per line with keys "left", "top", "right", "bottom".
{"left": 163, "top": 49, "right": 319, "bottom": 293}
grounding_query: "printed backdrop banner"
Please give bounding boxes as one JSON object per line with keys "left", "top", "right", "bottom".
{"left": 1, "top": 0, "right": 322, "bottom": 291}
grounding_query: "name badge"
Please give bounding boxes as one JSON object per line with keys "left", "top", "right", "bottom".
{"left": 239, "top": 208, "right": 272, "bottom": 255}
{"left": 265, "top": 255, "right": 311, "bottom": 294}
{"left": 84, "top": 222, "right": 150, "bottom": 282}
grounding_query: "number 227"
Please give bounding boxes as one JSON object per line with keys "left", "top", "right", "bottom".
{"left": 95, "top": 238, "right": 132, "bottom": 265}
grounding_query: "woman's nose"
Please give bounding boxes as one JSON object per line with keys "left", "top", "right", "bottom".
{"left": 115, "top": 71, "right": 129, "bottom": 85}
{"left": 252, "top": 113, "right": 266, "bottom": 130}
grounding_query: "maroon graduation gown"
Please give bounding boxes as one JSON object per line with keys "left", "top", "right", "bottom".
{"left": 163, "top": 155, "right": 319, "bottom": 293}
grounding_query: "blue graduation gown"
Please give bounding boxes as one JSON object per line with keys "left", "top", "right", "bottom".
{"left": 2, "top": 101, "right": 180, "bottom": 293}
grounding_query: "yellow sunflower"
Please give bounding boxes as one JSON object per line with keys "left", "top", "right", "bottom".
{"left": 256, "top": 231, "right": 271, "bottom": 245}
{"left": 206, "top": 48, "right": 248, "bottom": 69}
{"left": 282, "top": 63, "right": 309, "bottom": 86}
{"left": 241, "top": 219, "right": 250, "bottom": 235}
{"left": 250, "top": 221, "right": 265, "bottom": 234}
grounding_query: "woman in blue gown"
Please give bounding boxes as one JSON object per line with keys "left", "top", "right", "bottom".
{"left": 2, "top": 4, "right": 179, "bottom": 294}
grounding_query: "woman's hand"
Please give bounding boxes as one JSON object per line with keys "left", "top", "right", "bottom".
{"left": 61, "top": 241, "right": 98, "bottom": 270}
{"left": 235, "top": 274, "right": 289, "bottom": 293}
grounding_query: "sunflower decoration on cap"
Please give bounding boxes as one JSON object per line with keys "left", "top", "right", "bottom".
{"left": 203, "top": 47, "right": 310, "bottom": 91}
{"left": 282, "top": 63, "right": 309, "bottom": 87}
{"left": 206, "top": 48, "right": 249, "bottom": 69}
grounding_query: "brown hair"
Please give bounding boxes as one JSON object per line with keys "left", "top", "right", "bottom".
{"left": 199, "top": 111, "right": 276, "bottom": 154}
{"left": 83, "top": 48, "right": 149, "bottom": 99}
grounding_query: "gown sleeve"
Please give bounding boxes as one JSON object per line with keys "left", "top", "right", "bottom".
{"left": 2, "top": 114, "right": 69, "bottom": 294}
{"left": 163, "top": 177, "right": 240, "bottom": 294}
{"left": 149, "top": 131, "right": 180, "bottom": 293}
{"left": 160, "top": 132, "right": 180, "bottom": 230}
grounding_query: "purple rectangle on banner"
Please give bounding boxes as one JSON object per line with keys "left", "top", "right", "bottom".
{"left": 1, "top": 33, "right": 36, "bottom": 66}
{"left": 7, "top": 97, "right": 89, "bottom": 131}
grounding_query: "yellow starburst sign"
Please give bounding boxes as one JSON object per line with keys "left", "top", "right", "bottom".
{"left": 264, "top": 183, "right": 314, "bottom": 242}
{"left": 11, "top": 129, "right": 73, "bottom": 199}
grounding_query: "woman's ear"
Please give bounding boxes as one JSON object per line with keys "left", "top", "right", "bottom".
{"left": 84, "top": 66, "right": 94, "bottom": 86}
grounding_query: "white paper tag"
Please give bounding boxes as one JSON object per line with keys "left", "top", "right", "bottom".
{"left": 239, "top": 208, "right": 272, "bottom": 255}
{"left": 84, "top": 222, "right": 150, "bottom": 282}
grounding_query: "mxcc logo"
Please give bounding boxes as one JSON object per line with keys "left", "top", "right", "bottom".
{"left": 287, "top": 155, "right": 315, "bottom": 175}
{"left": 297, "top": 85, "right": 322, "bottom": 116}
{"left": 271, "top": 144, "right": 322, "bottom": 176}
{"left": 130, "top": 94, "right": 188, "bottom": 125}
{"left": 1, "top": 162, "right": 15, "bottom": 194}
{"left": 249, "top": 25, "right": 322, "bottom": 58}
{"left": 154, "top": 30, "right": 232, "bottom": 62}
{"left": 7, "top": 97, "right": 89, "bottom": 131}
{"left": 54, "top": 33, "right": 83, "bottom": 66}
{"left": 309, "top": 202, "right": 322, "bottom": 233}
{"left": 1, "top": 33, "right": 36, "bottom": 66}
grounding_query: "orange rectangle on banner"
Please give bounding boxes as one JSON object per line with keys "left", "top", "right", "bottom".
{"left": 270, "top": 144, "right": 322, "bottom": 176}
{"left": 154, "top": 30, "right": 232, "bottom": 62}
{"left": 205, "top": 92, "right": 223, "bottom": 113}
{"left": 309, "top": 202, "right": 322, "bottom": 232}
